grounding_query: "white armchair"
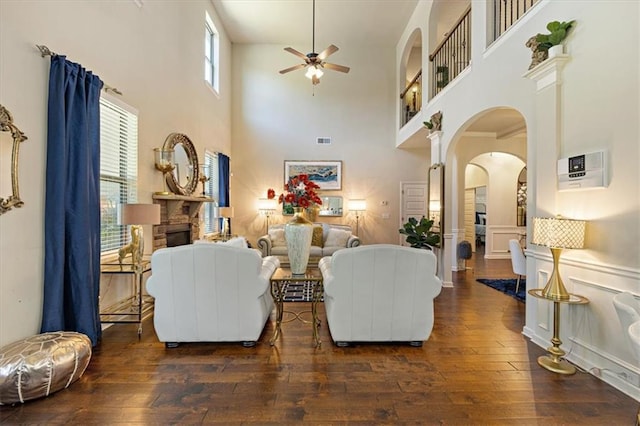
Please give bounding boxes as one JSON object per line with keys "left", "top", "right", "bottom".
{"left": 147, "top": 243, "right": 279, "bottom": 347}
{"left": 318, "top": 244, "right": 442, "bottom": 346}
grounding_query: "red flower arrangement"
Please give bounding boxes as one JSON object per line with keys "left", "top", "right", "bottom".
{"left": 268, "top": 174, "right": 322, "bottom": 209}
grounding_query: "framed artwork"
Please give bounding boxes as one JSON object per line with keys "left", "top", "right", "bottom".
{"left": 284, "top": 160, "right": 342, "bottom": 190}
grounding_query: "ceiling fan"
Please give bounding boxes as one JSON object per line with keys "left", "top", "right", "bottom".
{"left": 279, "top": 0, "right": 350, "bottom": 85}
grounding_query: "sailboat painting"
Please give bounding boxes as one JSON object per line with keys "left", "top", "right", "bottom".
{"left": 284, "top": 160, "right": 342, "bottom": 190}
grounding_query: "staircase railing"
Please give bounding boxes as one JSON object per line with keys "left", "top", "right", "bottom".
{"left": 400, "top": 70, "right": 422, "bottom": 127}
{"left": 491, "top": 0, "right": 540, "bottom": 43}
{"left": 429, "top": 5, "right": 471, "bottom": 99}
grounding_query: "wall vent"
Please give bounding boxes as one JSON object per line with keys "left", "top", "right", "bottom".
{"left": 316, "top": 137, "right": 332, "bottom": 145}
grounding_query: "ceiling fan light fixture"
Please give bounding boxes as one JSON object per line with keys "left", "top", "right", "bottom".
{"left": 305, "top": 65, "right": 323, "bottom": 80}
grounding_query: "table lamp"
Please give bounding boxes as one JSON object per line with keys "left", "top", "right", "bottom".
{"left": 213, "top": 206, "right": 234, "bottom": 237}
{"left": 117, "top": 203, "right": 161, "bottom": 269}
{"left": 531, "top": 216, "right": 586, "bottom": 300}
{"left": 348, "top": 199, "right": 366, "bottom": 235}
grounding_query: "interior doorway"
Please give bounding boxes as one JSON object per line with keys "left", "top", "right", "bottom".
{"left": 399, "top": 181, "right": 427, "bottom": 246}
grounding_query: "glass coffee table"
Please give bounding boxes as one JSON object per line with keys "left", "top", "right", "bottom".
{"left": 269, "top": 268, "right": 323, "bottom": 348}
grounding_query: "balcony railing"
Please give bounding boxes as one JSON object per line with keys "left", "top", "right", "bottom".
{"left": 429, "top": 5, "right": 471, "bottom": 99}
{"left": 491, "top": 0, "right": 540, "bottom": 43}
{"left": 400, "top": 70, "right": 422, "bottom": 128}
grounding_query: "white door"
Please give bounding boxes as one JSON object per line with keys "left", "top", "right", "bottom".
{"left": 400, "top": 181, "right": 427, "bottom": 246}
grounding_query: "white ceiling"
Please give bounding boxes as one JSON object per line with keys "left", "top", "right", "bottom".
{"left": 211, "top": 0, "right": 420, "bottom": 48}
{"left": 211, "top": 0, "right": 526, "bottom": 141}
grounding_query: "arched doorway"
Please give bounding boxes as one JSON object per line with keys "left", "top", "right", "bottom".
{"left": 444, "top": 107, "right": 527, "bottom": 272}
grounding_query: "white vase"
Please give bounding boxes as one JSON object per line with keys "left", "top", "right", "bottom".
{"left": 284, "top": 208, "right": 313, "bottom": 274}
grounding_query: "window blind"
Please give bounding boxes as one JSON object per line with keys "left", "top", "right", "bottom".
{"left": 99, "top": 93, "right": 138, "bottom": 253}
{"left": 203, "top": 150, "right": 219, "bottom": 233}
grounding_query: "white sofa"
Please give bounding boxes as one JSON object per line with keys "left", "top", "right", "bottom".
{"left": 318, "top": 244, "right": 442, "bottom": 346}
{"left": 146, "top": 242, "right": 279, "bottom": 347}
{"left": 257, "top": 223, "right": 360, "bottom": 266}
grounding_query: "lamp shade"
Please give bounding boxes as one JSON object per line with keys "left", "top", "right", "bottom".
{"left": 118, "top": 204, "right": 161, "bottom": 225}
{"left": 218, "top": 206, "right": 234, "bottom": 218}
{"left": 258, "top": 198, "right": 277, "bottom": 212}
{"left": 348, "top": 199, "right": 366, "bottom": 212}
{"left": 531, "top": 217, "right": 586, "bottom": 249}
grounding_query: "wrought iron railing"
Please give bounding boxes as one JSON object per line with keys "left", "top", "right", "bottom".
{"left": 491, "top": 0, "right": 540, "bottom": 43}
{"left": 400, "top": 70, "right": 422, "bottom": 127}
{"left": 429, "top": 6, "right": 471, "bottom": 99}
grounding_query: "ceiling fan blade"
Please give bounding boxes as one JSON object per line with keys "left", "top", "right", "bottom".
{"left": 284, "top": 47, "right": 309, "bottom": 61}
{"left": 323, "top": 62, "right": 350, "bottom": 73}
{"left": 279, "top": 63, "right": 307, "bottom": 74}
{"left": 317, "top": 44, "right": 339, "bottom": 61}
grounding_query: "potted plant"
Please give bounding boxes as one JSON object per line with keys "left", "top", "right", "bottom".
{"left": 399, "top": 216, "right": 440, "bottom": 250}
{"left": 536, "top": 20, "right": 575, "bottom": 56}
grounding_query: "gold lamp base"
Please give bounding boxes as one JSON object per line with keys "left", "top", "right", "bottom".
{"left": 538, "top": 355, "right": 576, "bottom": 375}
{"left": 541, "top": 247, "right": 570, "bottom": 300}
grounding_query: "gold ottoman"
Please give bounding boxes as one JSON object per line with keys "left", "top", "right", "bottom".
{"left": 0, "top": 331, "right": 91, "bottom": 405}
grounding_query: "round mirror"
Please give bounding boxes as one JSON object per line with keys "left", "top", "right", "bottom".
{"left": 162, "top": 133, "right": 199, "bottom": 196}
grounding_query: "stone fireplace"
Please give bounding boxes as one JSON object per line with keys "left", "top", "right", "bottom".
{"left": 152, "top": 194, "right": 214, "bottom": 251}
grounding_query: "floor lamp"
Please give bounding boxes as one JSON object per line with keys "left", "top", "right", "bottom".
{"left": 258, "top": 198, "right": 277, "bottom": 232}
{"left": 348, "top": 199, "right": 366, "bottom": 235}
{"left": 529, "top": 216, "right": 588, "bottom": 375}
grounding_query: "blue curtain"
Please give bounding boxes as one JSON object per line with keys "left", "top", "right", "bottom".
{"left": 41, "top": 55, "right": 103, "bottom": 346}
{"left": 218, "top": 154, "right": 230, "bottom": 233}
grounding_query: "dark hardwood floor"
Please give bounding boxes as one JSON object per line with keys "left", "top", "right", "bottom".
{"left": 1, "top": 248, "right": 637, "bottom": 424}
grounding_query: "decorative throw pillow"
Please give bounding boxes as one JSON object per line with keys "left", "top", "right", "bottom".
{"left": 311, "top": 226, "right": 324, "bottom": 247}
{"left": 268, "top": 228, "right": 286, "bottom": 247}
{"left": 221, "top": 236, "right": 248, "bottom": 249}
{"left": 324, "top": 228, "right": 351, "bottom": 247}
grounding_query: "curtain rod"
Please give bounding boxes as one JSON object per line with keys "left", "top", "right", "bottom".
{"left": 36, "top": 44, "right": 123, "bottom": 96}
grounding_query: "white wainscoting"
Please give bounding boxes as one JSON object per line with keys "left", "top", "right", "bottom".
{"left": 523, "top": 250, "right": 640, "bottom": 401}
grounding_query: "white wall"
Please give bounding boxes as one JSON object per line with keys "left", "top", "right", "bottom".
{"left": 398, "top": 0, "right": 639, "bottom": 399}
{"left": 229, "top": 43, "right": 430, "bottom": 246}
{"left": 0, "top": 0, "right": 232, "bottom": 346}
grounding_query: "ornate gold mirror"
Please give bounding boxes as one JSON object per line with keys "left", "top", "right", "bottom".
{"left": 0, "top": 105, "right": 27, "bottom": 215}
{"left": 162, "top": 133, "right": 199, "bottom": 196}
{"left": 427, "top": 163, "right": 444, "bottom": 248}
{"left": 517, "top": 166, "right": 527, "bottom": 226}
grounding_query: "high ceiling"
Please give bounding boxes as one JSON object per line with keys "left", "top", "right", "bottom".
{"left": 211, "top": 0, "right": 420, "bottom": 47}
{"left": 211, "top": 0, "right": 526, "bottom": 144}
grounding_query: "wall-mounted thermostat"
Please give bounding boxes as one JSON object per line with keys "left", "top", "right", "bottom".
{"left": 557, "top": 150, "right": 607, "bottom": 190}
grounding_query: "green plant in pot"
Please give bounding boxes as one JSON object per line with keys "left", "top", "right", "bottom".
{"left": 536, "top": 20, "right": 575, "bottom": 51}
{"left": 399, "top": 216, "right": 440, "bottom": 250}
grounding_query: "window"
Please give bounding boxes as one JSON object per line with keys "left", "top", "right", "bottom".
{"left": 99, "top": 93, "right": 138, "bottom": 254}
{"left": 203, "top": 150, "right": 220, "bottom": 233}
{"left": 205, "top": 11, "right": 219, "bottom": 93}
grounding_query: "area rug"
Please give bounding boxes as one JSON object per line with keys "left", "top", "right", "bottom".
{"left": 476, "top": 278, "right": 526, "bottom": 303}
{"left": 282, "top": 281, "right": 322, "bottom": 302}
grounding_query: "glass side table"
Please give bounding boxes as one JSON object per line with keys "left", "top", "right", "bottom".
{"left": 528, "top": 289, "right": 589, "bottom": 375}
{"left": 100, "top": 257, "right": 153, "bottom": 335}
{"left": 269, "top": 268, "right": 324, "bottom": 348}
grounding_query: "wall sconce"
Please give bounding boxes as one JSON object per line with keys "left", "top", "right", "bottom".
{"left": 258, "top": 198, "right": 277, "bottom": 231}
{"left": 348, "top": 199, "right": 366, "bottom": 235}
{"left": 529, "top": 215, "right": 589, "bottom": 375}
{"left": 117, "top": 203, "right": 161, "bottom": 269}
{"left": 153, "top": 148, "right": 175, "bottom": 195}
